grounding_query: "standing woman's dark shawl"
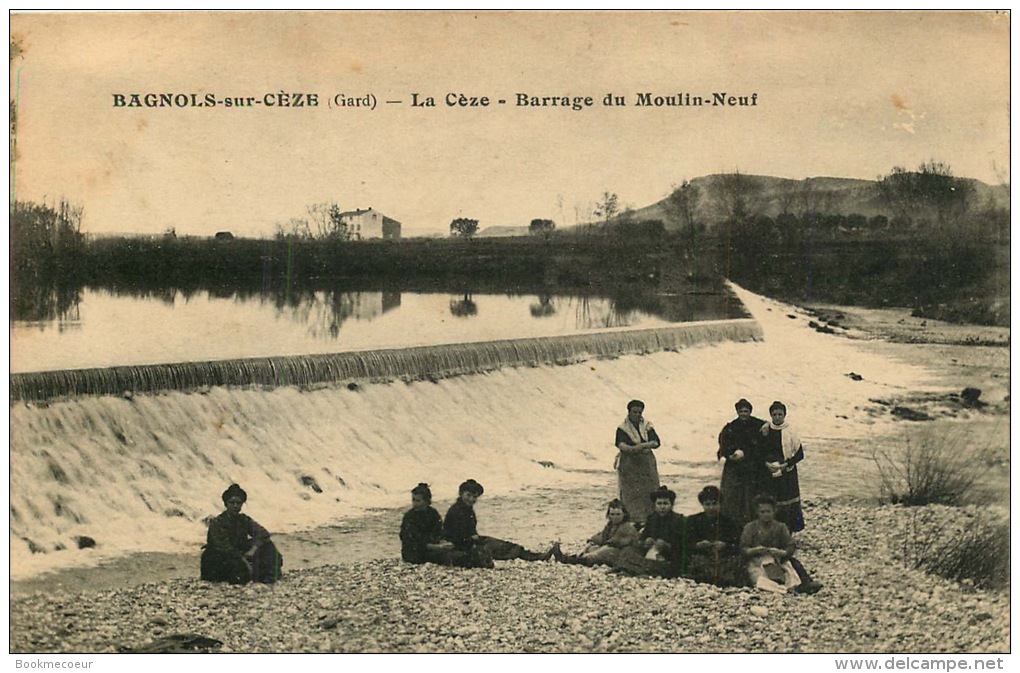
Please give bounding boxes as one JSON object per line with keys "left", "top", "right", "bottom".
{"left": 761, "top": 419, "right": 806, "bottom": 532}
{"left": 615, "top": 417, "right": 661, "bottom": 526}
{"left": 200, "top": 510, "right": 283, "bottom": 584}
{"left": 717, "top": 412, "right": 767, "bottom": 524}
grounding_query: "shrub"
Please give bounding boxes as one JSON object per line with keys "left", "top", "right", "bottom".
{"left": 871, "top": 428, "right": 996, "bottom": 506}
{"left": 897, "top": 506, "right": 1009, "bottom": 591}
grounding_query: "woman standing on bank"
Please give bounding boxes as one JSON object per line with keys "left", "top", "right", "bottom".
{"left": 717, "top": 398, "right": 767, "bottom": 524}
{"left": 760, "top": 400, "right": 805, "bottom": 532}
{"left": 614, "top": 399, "right": 661, "bottom": 526}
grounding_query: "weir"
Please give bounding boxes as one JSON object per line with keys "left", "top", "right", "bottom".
{"left": 11, "top": 317, "right": 764, "bottom": 578}
{"left": 10, "top": 319, "right": 762, "bottom": 402}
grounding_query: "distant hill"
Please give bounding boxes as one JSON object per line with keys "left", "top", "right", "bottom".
{"left": 476, "top": 225, "right": 530, "bottom": 238}
{"left": 626, "top": 173, "right": 1009, "bottom": 230}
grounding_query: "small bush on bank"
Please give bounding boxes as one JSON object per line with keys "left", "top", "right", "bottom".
{"left": 897, "top": 507, "right": 1009, "bottom": 591}
{"left": 871, "top": 428, "right": 995, "bottom": 506}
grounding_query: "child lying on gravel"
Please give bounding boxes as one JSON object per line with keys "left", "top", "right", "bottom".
{"left": 443, "top": 479, "right": 557, "bottom": 568}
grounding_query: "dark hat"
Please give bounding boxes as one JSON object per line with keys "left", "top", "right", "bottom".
{"left": 769, "top": 400, "right": 787, "bottom": 414}
{"left": 735, "top": 398, "right": 753, "bottom": 412}
{"left": 627, "top": 399, "right": 645, "bottom": 411}
{"left": 411, "top": 482, "right": 433, "bottom": 503}
{"left": 698, "top": 485, "right": 722, "bottom": 504}
{"left": 649, "top": 485, "right": 676, "bottom": 504}
{"left": 222, "top": 483, "right": 247, "bottom": 504}
{"left": 458, "top": 479, "right": 484, "bottom": 496}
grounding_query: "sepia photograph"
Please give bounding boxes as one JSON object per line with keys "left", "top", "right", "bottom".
{"left": 8, "top": 10, "right": 1010, "bottom": 659}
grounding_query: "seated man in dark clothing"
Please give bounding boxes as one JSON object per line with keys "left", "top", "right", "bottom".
{"left": 200, "top": 484, "right": 283, "bottom": 584}
{"left": 685, "top": 485, "right": 744, "bottom": 587}
{"left": 443, "top": 479, "right": 555, "bottom": 568}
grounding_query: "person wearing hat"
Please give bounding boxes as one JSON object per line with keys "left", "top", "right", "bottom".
{"left": 684, "top": 485, "right": 744, "bottom": 587}
{"left": 617, "top": 485, "right": 686, "bottom": 578}
{"left": 717, "top": 398, "right": 767, "bottom": 525}
{"left": 614, "top": 399, "right": 661, "bottom": 526}
{"left": 442, "top": 479, "right": 557, "bottom": 568}
{"left": 200, "top": 483, "right": 283, "bottom": 584}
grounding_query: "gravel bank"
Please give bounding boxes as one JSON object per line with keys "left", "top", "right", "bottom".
{"left": 10, "top": 500, "right": 1008, "bottom": 654}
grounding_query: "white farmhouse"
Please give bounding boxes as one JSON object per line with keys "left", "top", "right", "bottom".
{"left": 338, "top": 207, "right": 402, "bottom": 240}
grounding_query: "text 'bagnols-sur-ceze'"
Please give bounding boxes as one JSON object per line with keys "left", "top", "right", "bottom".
{"left": 111, "top": 91, "right": 759, "bottom": 110}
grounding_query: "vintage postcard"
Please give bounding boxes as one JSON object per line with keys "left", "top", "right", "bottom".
{"left": 9, "top": 10, "right": 1010, "bottom": 658}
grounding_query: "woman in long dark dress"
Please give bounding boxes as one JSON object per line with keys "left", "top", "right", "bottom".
{"left": 760, "top": 400, "right": 805, "bottom": 532}
{"left": 399, "top": 482, "right": 455, "bottom": 565}
{"left": 614, "top": 399, "right": 661, "bottom": 527}
{"left": 443, "top": 479, "right": 555, "bottom": 568}
{"left": 200, "top": 484, "right": 283, "bottom": 584}
{"left": 613, "top": 485, "right": 686, "bottom": 578}
{"left": 685, "top": 485, "right": 744, "bottom": 587}
{"left": 717, "top": 398, "right": 767, "bottom": 524}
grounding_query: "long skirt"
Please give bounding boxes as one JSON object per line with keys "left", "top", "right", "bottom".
{"left": 746, "top": 555, "right": 801, "bottom": 593}
{"left": 610, "top": 547, "right": 681, "bottom": 578}
{"left": 720, "top": 467, "right": 762, "bottom": 525}
{"left": 449, "top": 537, "right": 542, "bottom": 569}
{"left": 562, "top": 545, "right": 629, "bottom": 568}
{"left": 616, "top": 451, "right": 659, "bottom": 526}
{"left": 769, "top": 467, "right": 804, "bottom": 532}
{"left": 687, "top": 551, "right": 746, "bottom": 587}
{"left": 200, "top": 541, "right": 283, "bottom": 584}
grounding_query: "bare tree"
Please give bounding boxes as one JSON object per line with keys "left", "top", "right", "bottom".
{"left": 594, "top": 191, "right": 619, "bottom": 224}
{"left": 307, "top": 202, "right": 351, "bottom": 240}
{"left": 662, "top": 180, "right": 701, "bottom": 255}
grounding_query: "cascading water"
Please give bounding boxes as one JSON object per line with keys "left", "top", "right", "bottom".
{"left": 10, "top": 319, "right": 766, "bottom": 577}
{"left": 10, "top": 320, "right": 761, "bottom": 402}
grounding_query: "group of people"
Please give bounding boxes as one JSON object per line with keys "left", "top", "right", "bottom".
{"left": 197, "top": 398, "right": 819, "bottom": 594}
{"left": 609, "top": 397, "right": 820, "bottom": 593}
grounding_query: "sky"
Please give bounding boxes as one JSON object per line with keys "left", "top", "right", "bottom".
{"left": 9, "top": 11, "right": 1011, "bottom": 237}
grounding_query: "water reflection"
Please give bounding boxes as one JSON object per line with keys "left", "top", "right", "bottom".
{"left": 8, "top": 278, "right": 82, "bottom": 332}
{"left": 529, "top": 295, "right": 556, "bottom": 318}
{"left": 449, "top": 294, "right": 478, "bottom": 318}
{"left": 10, "top": 279, "right": 749, "bottom": 373}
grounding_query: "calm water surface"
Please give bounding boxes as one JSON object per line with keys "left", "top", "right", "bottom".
{"left": 10, "top": 287, "right": 746, "bottom": 373}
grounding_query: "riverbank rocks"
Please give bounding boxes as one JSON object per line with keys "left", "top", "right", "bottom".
{"left": 10, "top": 501, "right": 1008, "bottom": 653}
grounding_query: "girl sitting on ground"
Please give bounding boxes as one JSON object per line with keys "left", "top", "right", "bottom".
{"left": 613, "top": 485, "right": 687, "bottom": 577}
{"left": 399, "top": 482, "right": 455, "bottom": 565}
{"left": 200, "top": 483, "right": 283, "bottom": 584}
{"left": 442, "top": 478, "right": 556, "bottom": 568}
{"left": 555, "top": 498, "right": 640, "bottom": 567}
{"left": 740, "top": 493, "right": 805, "bottom": 593}
{"left": 685, "top": 485, "right": 744, "bottom": 587}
